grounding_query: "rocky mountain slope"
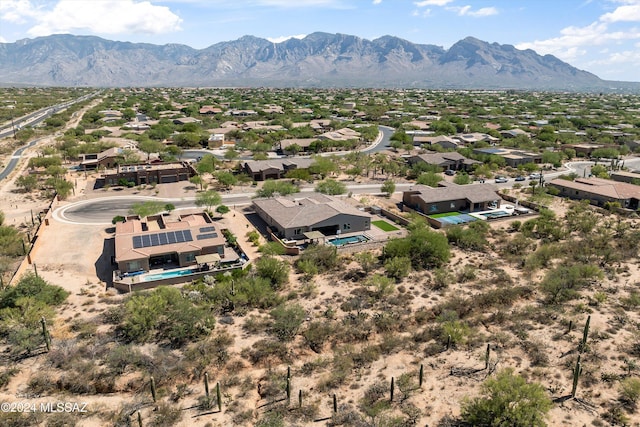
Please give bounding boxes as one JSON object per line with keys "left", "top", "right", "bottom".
{"left": 0, "top": 32, "right": 631, "bottom": 90}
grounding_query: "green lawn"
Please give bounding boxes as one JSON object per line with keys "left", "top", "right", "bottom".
{"left": 429, "top": 212, "right": 460, "bottom": 218}
{"left": 372, "top": 220, "right": 400, "bottom": 232}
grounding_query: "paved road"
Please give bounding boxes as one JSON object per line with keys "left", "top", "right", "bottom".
{"left": 0, "top": 137, "right": 46, "bottom": 180}
{"left": 181, "top": 125, "right": 395, "bottom": 161}
{"left": 53, "top": 182, "right": 415, "bottom": 225}
{"left": 0, "top": 91, "right": 101, "bottom": 181}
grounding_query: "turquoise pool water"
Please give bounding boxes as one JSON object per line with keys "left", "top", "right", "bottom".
{"left": 479, "top": 210, "right": 512, "bottom": 219}
{"left": 328, "top": 235, "right": 369, "bottom": 246}
{"left": 144, "top": 268, "right": 196, "bottom": 282}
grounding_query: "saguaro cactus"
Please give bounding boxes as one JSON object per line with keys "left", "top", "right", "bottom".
{"left": 40, "top": 316, "right": 50, "bottom": 352}
{"left": 204, "top": 372, "right": 210, "bottom": 398}
{"left": 298, "top": 389, "right": 303, "bottom": 408}
{"left": 286, "top": 378, "right": 291, "bottom": 403}
{"left": 571, "top": 355, "right": 582, "bottom": 398}
{"left": 390, "top": 377, "right": 395, "bottom": 402}
{"left": 216, "top": 382, "right": 222, "bottom": 411}
{"left": 485, "top": 344, "right": 491, "bottom": 370}
{"left": 580, "top": 315, "right": 591, "bottom": 353}
{"left": 333, "top": 394, "right": 337, "bottom": 413}
{"left": 137, "top": 411, "right": 142, "bottom": 427}
{"left": 150, "top": 377, "right": 157, "bottom": 403}
{"left": 419, "top": 364, "right": 424, "bottom": 388}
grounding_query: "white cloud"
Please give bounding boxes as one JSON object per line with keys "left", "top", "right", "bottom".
{"left": 373, "top": 0, "right": 382, "bottom": 4}
{"left": 601, "top": 4, "right": 640, "bottom": 22}
{"left": 414, "top": 0, "right": 453, "bottom": 6}
{"left": 266, "top": 34, "right": 307, "bottom": 43}
{"left": 0, "top": 0, "right": 40, "bottom": 24}
{"left": 516, "top": 21, "right": 640, "bottom": 60}
{"left": 448, "top": 5, "right": 498, "bottom": 17}
{"left": 0, "top": 35, "right": 7, "bottom": 43}
{"left": 254, "top": 0, "right": 346, "bottom": 6}
{"left": 1, "top": 0, "right": 182, "bottom": 37}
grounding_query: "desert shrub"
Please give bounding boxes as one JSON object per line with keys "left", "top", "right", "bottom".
{"left": 384, "top": 222, "right": 450, "bottom": 270}
{"left": 303, "top": 321, "right": 336, "bottom": 353}
{"left": 0, "top": 273, "right": 68, "bottom": 309}
{"left": 0, "top": 224, "right": 24, "bottom": 257}
{"left": 190, "top": 276, "right": 281, "bottom": 311}
{"left": 366, "top": 274, "right": 395, "bottom": 299}
{"left": 540, "top": 264, "right": 603, "bottom": 304}
{"left": 524, "top": 243, "right": 562, "bottom": 271}
{"left": 270, "top": 304, "right": 306, "bottom": 342}
{"left": 456, "top": 265, "right": 476, "bottom": 282}
{"left": 295, "top": 258, "right": 318, "bottom": 279}
{"left": 296, "top": 244, "right": 338, "bottom": 272}
{"left": 359, "top": 381, "right": 391, "bottom": 421}
{"left": 446, "top": 221, "right": 489, "bottom": 250}
{"left": 384, "top": 256, "right": 411, "bottom": 281}
{"left": 246, "top": 230, "right": 260, "bottom": 246}
{"left": 620, "top": 377, "right": 640, "bottom": 409}
{"left": 118, "top": 286, "right": 215, "bottom": 347}
{"left": 245, "top": 339, "right": 290, "bottom": 365}
{"left": 521, "top": 208, "right": 566, "bottom": 242}
{"left": 255, "top": 256, "right": 290, "bottom": 289}
{"left": 354, "top": 251, "right": 378, "bottom": 273}
{"left": 148, "top": 402, "right": 183, "bottom": 427}
{"left": 461, "top": 368, "right": 552, "bottom": 427}
{"left": 522, "top": 340, "right": 549, "bottom": 367}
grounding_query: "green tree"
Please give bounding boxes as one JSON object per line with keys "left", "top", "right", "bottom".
{"left": 315, "top": 179, "right": 347, "bottom": 195}
{"left": 416, "top": 172, "right": 442, "bottom": 187}
{"left": 15, "top": 175, "right": 39, "bottom": 192}
{"left": 216, "top": 171, "right": 237, "bottom": 190}
{"left": 381, "top": 180, "right": 396, "bottom": 197}
{"left": 255, "top": 180, "right": 299, "bottom": 198}
{"left": 453, "top": 172, "right": 472, "bottom": 185}
{"left": 309, "top": 155, "right": 337, "bottom": 179}
{"left": 195, "top": 190, "right": 222, "bottom": 211}
{"left": 138, "top": 138, "right": 165, "bottom": 161}
{"left": 129, "top": 201, "right": 164, "bottom": 218}
{"left": 461, "top": 368, "right": 552, "bottom": 427}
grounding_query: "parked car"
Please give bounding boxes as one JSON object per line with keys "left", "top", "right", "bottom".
{"left": 515, "top": 176, "right": 526, "bottom": 181}
{"left": 495, "top": 176, "right": 508, "bottom": 183}
{"left": 444, "top": 169, "right": 455, "bottom": 176}
{"left": 529, "top": 173, "right": 541, "bottom": 180}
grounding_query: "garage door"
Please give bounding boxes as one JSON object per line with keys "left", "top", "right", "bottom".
{"left": 160, "top": 175, "right": 178, "bottom": 183}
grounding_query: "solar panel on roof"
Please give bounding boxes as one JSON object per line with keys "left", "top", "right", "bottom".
{"left": 197, "top": 233, "right": 217, "bottom": 240}
{"left": 132, "top": 236, "right": 143, "bottom": 249}
{"left": 159, "top": 233, "right": 168, "bottom": 245}
{"left": 184, "top": 230, "right": 193, "bottom": 241}
{"left": 142, "top": 235, "right": 151, "bottom": 247}
{"left": 150, "top": 234, "right": 160, "bottom": 246}
{"left": 200, "top": 226, "right": 215, "bottom": 232}
{"left": 167, "top": 232, "right": 177, "bottom": 244}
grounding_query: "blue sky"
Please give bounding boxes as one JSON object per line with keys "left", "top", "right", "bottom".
{"left": 1, "top": 0, "right": 640, "bottom": 82}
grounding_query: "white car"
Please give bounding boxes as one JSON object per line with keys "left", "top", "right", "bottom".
{"left": 529, "top": 173, "right": 541, "bottom": 180}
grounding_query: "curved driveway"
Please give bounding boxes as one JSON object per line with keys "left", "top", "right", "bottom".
{"left": 54, "top": 182, "right": 415, "bottom": 225}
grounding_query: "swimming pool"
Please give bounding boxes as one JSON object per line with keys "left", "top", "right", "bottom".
{"left": 328, "top": 235, "right": 370, "bottom": 246}
{"left": 143, "top": 268, "right": 197, "bottom": 282}
{"left": 477, "top": 210, "right": 512, "bottom": 219}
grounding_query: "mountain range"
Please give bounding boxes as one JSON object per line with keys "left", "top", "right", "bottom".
{"left": 0, "top": 32, "right": 637, "bottom": 91}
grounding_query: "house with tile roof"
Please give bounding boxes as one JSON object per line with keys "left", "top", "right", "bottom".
{"left": 114, "top": 212, "right": 227, "bottom": 274}
{"left": 252, "top": 193, "right": 372, "bottom": 240}
{"left": 548, "top": 177, "right": 640, "bottom": 210}
{"left": 408, "top": 152, "right": 481, "bottom": 172}
{"left": 402, "top": 182, "right": 502, "bottom": 215}
{"left": 243, "top": 158, "right": 315, "bottom": 181}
